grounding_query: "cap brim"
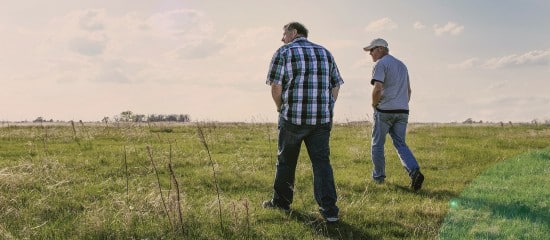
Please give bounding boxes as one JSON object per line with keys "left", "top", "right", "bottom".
{"left": 363, "top": 45, "right": 375, "bottom": 51}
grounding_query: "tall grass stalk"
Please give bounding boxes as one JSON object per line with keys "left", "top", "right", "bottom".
{"left": 168, "top": 144, "right": 185, "bottom": 235}
{"left": 79, "top": 120, "right": 92, "bottom": 140}
{"left": 40, "top": 122, "right": 48, "bottom": 153}
{"left": 71, "top": 120, "right": 78, "bottom": 142}
{"left": 123, "top": 146, "right": 129, "bottom": 204}
{"left": 146, "top": 145, "right": 174, "bottom": 231}
{"left": 244, "top": 198, "right": 250, "bottom": 240}
{"left": 0, "top": 224, "right": 15, "bottom": 240}
{"left": 266, "top": 123, "right": 275, "bottom": 165}
{"left": 70, "top": 120, "right": 79, "bottom": 144}
{"left": 6, "top": 123, "right": 12, "bottom": 141}
{"left": 196, "top": 123, "right": 224, "bottom": 233}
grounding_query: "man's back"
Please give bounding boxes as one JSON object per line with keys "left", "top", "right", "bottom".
{"left": 372, "top": 54, "right": 410, "bottom": 111}
{"left": 268, "top": 37, "right": 343, "bottom": 125}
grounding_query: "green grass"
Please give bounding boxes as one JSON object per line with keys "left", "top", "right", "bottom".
{"left": 0, "top": 122, "right": 549, "bottom": 239}
{"left": 439, "top": 149, "right": 550, "bottom": 239}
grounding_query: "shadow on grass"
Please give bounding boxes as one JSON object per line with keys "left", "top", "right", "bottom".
{"left": 287, "top": 209, "right": 376, "bottom": 239}
{"left": 455, "top": 196, "right": 550, "bottom": 228}
{"left": 286, "top": 209, "right": 412, "bottom": 239}
{"left": 388, "top": 183, "right": 459, "bottom": 200}
{"left": 439, "top": 195, "right": 550, "bottom": 239}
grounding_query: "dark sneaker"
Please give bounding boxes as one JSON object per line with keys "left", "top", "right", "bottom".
{"left": 262, "top": 200, "right": 290, "bottom": 212}
{"left": 319, "top": 207, "right": 339, "bottom": 223}
{"left": 373, "top": 178, "right": 385, "bottom": 184}
{"left": 411, "top": 170, "right": 424, "bottom": 191}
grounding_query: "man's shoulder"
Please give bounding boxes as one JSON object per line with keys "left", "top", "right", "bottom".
{"left": 276, "top": 39, "right": 332, "bottom": 58}
{"left": 379, "top": 55, "right": 406, "bottom": 66}
{"left": 276, "top": 44, "right": 291, "bottom": 53}
{"left": 380, "top": 54, "right": 396, "bottom": 62}
{"left": 290, "top": 39, "right": 327, "bottom": 50}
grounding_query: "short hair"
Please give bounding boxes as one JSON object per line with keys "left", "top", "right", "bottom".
{"left": 284, "top": 22, "right": 308, "bottom": 38}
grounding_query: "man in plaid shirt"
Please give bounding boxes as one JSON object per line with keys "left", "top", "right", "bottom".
{"left": 263, "top": 22, "right": 344, "bottom": 223}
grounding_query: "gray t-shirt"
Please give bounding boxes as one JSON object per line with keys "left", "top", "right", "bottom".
{"left": 371, "top": 54, "right": 410, "bottom": 111}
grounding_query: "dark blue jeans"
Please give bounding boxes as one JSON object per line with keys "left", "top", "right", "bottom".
{"left": 271, "top": 118, "right": 339, "bottom": 217}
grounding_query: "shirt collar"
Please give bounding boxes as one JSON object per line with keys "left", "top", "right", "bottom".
{"left": 291, "top": 37, "right": 307, "bottom": 43}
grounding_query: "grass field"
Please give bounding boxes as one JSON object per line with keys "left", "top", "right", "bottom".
{"left": 0, "top": 122, "right": 549, "bottom": 239}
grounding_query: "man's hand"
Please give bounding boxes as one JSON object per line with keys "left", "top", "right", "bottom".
{"left": 372, "top": 81, "right": 383, "bottom": 109}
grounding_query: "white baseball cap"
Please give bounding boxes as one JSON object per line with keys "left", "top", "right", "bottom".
{"left": 363, "top": 38, "right": 388, "bottom": 51}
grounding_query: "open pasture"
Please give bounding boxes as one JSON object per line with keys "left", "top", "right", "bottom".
{"left": 1, "top": 122, "right": 549, "bottom": 239}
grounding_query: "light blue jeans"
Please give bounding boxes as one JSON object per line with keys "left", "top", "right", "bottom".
{"left": 371, "top": 111, "right": 419, "bottom": 181}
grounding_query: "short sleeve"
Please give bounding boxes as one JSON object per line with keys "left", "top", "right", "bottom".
{"left": 328, "top": 53, "right": 344, "bottom": 88}
{"left": 371, "top": 61, "right": 385, "bottom": 85}
{"left": 266, "top": 49, "right": 285, "bottom": 85}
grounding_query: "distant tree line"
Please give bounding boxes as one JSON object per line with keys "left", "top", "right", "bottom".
{"left": 461, "top": 118, "right": 550, "bottom": 126}
{"left": 33, "top": 117, "right": 54, "bottom": 123}
{"left": 110, "top": 111, "right": 190, "bottom": 123}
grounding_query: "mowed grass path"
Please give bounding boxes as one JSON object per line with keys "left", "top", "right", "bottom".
{"left": 439, "top": 149, "right": 550, "bottom": 239}
{"left": 0, "top": 122, "right": 549, "bottom": 239}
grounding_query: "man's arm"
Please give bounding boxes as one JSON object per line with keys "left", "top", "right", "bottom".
{"left": 408, "top": 81, "right": 412, "bottom": 102}
{"left": 331, "top": 86, "right": 340, "bottom": 101}
{"left": 271, "top": 83, "right": 283, "bottom": 112}
{"left": 372, "top": 81, "right": 383, "bottom": 108}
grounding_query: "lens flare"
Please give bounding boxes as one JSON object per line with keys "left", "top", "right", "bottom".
{"left": 449, "top": 199, "right": 459, "bottom": 209}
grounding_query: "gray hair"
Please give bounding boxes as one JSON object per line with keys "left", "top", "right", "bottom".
{"left": 284, "top": 22, "right": 308, "bottom": 38}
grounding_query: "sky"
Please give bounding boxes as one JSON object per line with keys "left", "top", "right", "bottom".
{"left": 1, "top": 0, "right": 549, "bottom": 123}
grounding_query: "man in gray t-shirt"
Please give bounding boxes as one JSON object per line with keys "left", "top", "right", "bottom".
{"left": 363, "top": 38, "right": 424, "bottom": 191}
{"left": 371, "top": 51, "right": 410, "bottom": 111}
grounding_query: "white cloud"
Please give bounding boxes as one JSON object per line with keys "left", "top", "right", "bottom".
{"left": 2, "top": 1, "right": 548, "bottom": 123}
{"left": 69, "top": 35, "right": 107, "bottom": 56}
{"left": 37, "top": 9, "right": 112, "bottom": 58}
{"left": 413, "top": 21, "right": 426, "bottom": 30}
{"left": 474, "top": 96, "right": 550, "bottom": 122}
{"left": 434, "top": 22, "right": 464, "bottom": 36}
{"left": 16, "top": 8, "right": 229, "bottom": 85}
{"left": 365, "top": 17, "right": 398, "bottom": 32}
{"left": 148, "top": 9, "right": 214, "bottom": 43}
{"left": 79, "top": 9, "right": 106, "bottom": 31}
{"left": 483, "top": 49, "right": 550, "bottom": 69}
{"left": 487, "top": 80, "right": 509, "bottom": 90}
{"left": 173, "top": 39, "right": 224, "bottom": 60}
{"left": 448, "top": 58, "right": 480, "bottom": 69}
{"left": 219, "top": 26, "right": 276, "bottom": 58}
{"left": 454, "top": 49, "right": 550, "bottom": 70}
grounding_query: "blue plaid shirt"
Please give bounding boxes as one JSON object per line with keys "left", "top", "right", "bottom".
{"left": 266, "top": 37, "right": 344, "bottom": 125}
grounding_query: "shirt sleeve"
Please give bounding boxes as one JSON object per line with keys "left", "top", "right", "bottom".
{"left": 266, "top": 49, "right": 285, "bottom": 85}
{"left": 371, "top": 61, "right": 386, "bottom": 85}
{"left": 329, "top": 53, "right": 344, "bottom": 88}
